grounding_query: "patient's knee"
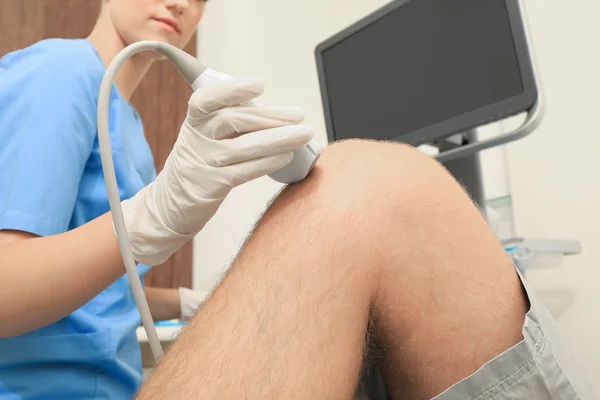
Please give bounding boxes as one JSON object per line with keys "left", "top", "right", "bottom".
{"left": 286, "top": 139, "right": 488, "bottom": 252}
{"left": 317, "top": 139, "right": 442, "bottom": 182}
{"left": 306, "top": 139, "right": 467, "bottom": 214}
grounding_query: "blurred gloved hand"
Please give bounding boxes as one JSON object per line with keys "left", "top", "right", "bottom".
{"left": 178, "top": 287, "right": 211, "bottom": 320}
{"left": 122, "top": 77, "right": 313, "bottom": 266}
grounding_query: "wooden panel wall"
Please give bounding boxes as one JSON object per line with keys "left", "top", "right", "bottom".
{"left": 0, "top": 0, "right": 193, "bottom": 289}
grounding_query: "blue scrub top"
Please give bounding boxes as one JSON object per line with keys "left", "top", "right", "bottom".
{"left": 0, "top": 39, "right": 156, "bottom": 398}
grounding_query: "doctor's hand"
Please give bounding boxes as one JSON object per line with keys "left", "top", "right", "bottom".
{"left": 179, "top": 287, "right": 211, "bottom": 320}
{"left": 122, "top": 77, "right": 314, "bottom": 266}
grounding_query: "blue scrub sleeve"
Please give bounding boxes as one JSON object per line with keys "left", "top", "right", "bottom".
{"left": 0, "top": 63, "right": 98, "bottom": 236}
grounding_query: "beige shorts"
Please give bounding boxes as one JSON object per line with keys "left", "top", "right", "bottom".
{"left": 433, "top": 267, "right": 598, "bottom": 400}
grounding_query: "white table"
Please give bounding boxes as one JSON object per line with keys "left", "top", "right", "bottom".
{"left": 136, "top": 325, "right": 184, "bottom": 343}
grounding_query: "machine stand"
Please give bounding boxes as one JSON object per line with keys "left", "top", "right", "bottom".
{"left": 436, "top": 130, "right": 487, "bottom": 211}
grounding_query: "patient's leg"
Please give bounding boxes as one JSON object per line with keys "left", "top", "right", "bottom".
{"left": 137, "top": 140, "right": 527, "bottom": 400}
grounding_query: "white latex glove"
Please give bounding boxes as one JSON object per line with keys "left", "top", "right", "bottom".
{"left": 178, "top": 287, "right": 211, "bottom": 320}
{"left": 122, "top": 77, "right": 314, "bottom": 266}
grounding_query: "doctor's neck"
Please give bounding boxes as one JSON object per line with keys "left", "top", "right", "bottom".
{"left": 87, "top": 15, "right": 153, "bottom": 102}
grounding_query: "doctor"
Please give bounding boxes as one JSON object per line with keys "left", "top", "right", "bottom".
{"left": 0, "top": 0, "right": 312, "bottom": 398}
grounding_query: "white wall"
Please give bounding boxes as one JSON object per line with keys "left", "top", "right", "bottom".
{"left": 504, "top": 0, "right": 600, "bottom": 383}
{"left": 192, "top": 0, "right": 600, "bottom": 384}
{"left": 193, "top": 0, "right": 389, "bottom": 290}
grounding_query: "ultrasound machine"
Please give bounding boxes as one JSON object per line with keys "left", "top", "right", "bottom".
{"left": 314, "top": 1, "right": 582, "bottom": 397}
